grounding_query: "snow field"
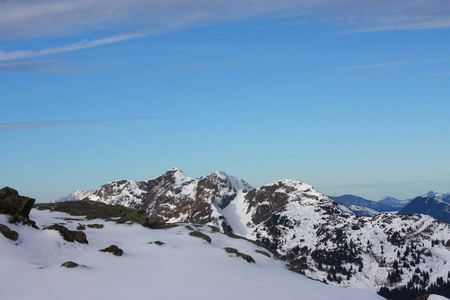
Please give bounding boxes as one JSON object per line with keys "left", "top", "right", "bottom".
{"left": 0, "top": 209, "right": 383, "bottom": 300}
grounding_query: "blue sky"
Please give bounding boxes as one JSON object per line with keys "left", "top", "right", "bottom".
{"left": 1, "top": 1, "right": 449, "bottom": 202}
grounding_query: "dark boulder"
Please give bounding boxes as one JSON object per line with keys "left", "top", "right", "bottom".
{"left": 43, "top": 224, "right": 88, "bottom": 244}
{"left": 0, "top": 187, "right": 35, "bottom": 218}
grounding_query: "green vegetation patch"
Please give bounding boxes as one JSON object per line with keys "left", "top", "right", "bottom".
{"left": 224, "top": 247, "right": 255, "bottom": 263}
{"left": 255, "top": 250, "right": 271, "bottom": 258}
{"left": 185, "top": 225, "right": 194, "bottom": 231}
{"left": 225, "top": 232, "right": 273, "bottom": 253}
{"left": 237, "top": 252, "right": 255, "bottom": 263}
{"left": 224, "top": 247, "right": 239, "bottom": 254}
{"left": 189, "top": 231, "right": 211, "bottom": 244}
{"left": 286, "top": 264, "right": 301, "bottom": 274}
{"left": 208, "top": 225, "right": 220, "bottom": 233}
{"left": 35, "top": 201, "right": 150, "bottom": 225}
{"left": 0, "top": 223, "right": 19, "bottom": 241}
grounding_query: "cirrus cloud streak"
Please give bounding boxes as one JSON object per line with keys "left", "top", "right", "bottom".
{"left": 0, "top": 116, "right": 182, "bottom": 131}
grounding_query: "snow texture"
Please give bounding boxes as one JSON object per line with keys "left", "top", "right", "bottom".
{"left": 0, "top": 209, "right": 383, "bottom": 300}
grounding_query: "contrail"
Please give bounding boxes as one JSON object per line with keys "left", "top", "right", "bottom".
{"left": 0, "top": 115, "right": 181, "bottom": 131}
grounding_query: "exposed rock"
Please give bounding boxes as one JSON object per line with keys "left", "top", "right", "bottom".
{"left": 61, "top": 261, "right": 78, "bottom": 268}
{"left": 0, "top": 187, "right": 35, "bottom": 219}
{"left": 100, "top": 245, "right": 123, "bottom": 256}
{"left": 43, "top": 224, "right": 88, "bottom": 244}
{"left": 56, "top": 168, "right": 252, "bottom": 231}
{"left": 0, "top": 223, "right": 19, "bottom": 241}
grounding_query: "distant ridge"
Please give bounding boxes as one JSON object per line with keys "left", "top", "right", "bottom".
{"left": 329, "top": 194, "right": 396, "bottom": 216}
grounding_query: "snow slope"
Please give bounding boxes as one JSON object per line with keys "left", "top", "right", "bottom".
{"left": 0, "top": 209, "right": 382, "bottom": 300}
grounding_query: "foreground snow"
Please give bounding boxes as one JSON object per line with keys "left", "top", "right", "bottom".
{"left": 0, "top": 209, "right": 383, "bottom": 300}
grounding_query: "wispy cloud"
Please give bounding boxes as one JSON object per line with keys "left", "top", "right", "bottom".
{"left": 0, "top": 116, "right": 181, "bottom": 131}
{"left": 1, "top": 1, "right": 449, "bottom": 41}
{"left": 0, "top": 1, "right": 449, "bottom": 62}
{"left": 0, "top": 59, "right": 87, "bottom": 73}
{"left": 152, "top": 60, "right": 246, "bottom": 75}
{"left": 0, "top": 32, "right": 147, "bottom": 62}
{"left": 414, "top": 72, "right": 450, "bottom": 78}
{"left": 344, "top": 74, "right": 397, "bottom": 80}
{"left": 333, "top": 62, "right": 408, "bottom": 71}
{"left": 333, "top": 58, "right": 450, "bottom": 71}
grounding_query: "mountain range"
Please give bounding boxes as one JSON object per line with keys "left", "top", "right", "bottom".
{"left": 57, "top": 168, "right": 450, "bottom": 299}
{"left": 329, "top": 195, "right": 397, "bottom": 216}
{"left": 330, "top": 192, "right": 450, "bottom": 224}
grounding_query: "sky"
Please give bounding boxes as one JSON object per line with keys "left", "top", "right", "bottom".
{"left": 1, "top": 0, "right": 449, "bottom": 202}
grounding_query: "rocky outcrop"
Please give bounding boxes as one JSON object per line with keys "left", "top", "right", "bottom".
{"left": 0, "top": 187, "right": 35, "bottom": 218}
{"left": 43, "top": 224, "right": 88, "bottom": 244}
{"left": 0, "top": 187, "right": 38, "bottom": 228}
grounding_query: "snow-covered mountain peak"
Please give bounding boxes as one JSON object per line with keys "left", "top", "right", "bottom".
{"left": 54, "top": 190, "right": 91, "bottom": 202}
{"left": 167, "top": 167, "right": 194, "bottom": 187}
{"left": 425, "top": 191, "right": 437, "bottom": 197}
{"left": 207, "top": 170, "right": 253, "bottom": 191}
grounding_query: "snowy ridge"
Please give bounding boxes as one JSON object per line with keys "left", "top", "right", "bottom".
{"left": 55, "top": 190, "right": 91, "bottom": 202}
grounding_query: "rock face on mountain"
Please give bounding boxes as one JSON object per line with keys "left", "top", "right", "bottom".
{"left": 57, "top": 168, "right": 253, "bottom": 232}
{"left": 398, "top": 195, "right": 450, "bottom": 224}
{"left": 330, "top": 194, "right": 396, "bottom": 216}
{"left": 58, "top": 169, "right": 450, "bottom": 299}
